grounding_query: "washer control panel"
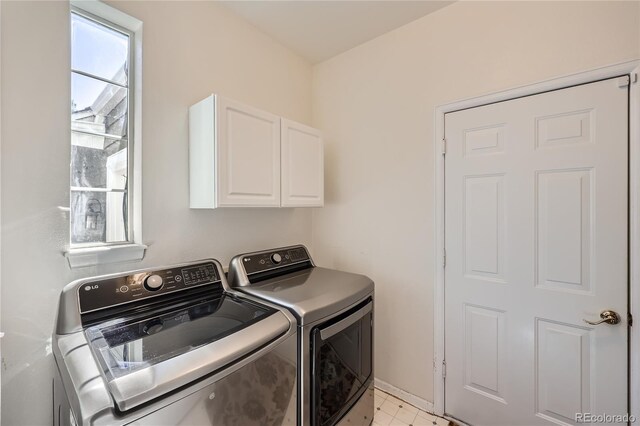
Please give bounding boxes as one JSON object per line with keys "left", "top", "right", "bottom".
{"left": 78, "top": 262, "right": 220, "bottom": 314}
{"left": 243, "top": 246, "right": 310, "bottom": 275}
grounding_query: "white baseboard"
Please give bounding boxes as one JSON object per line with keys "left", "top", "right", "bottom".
{"left": 374, "top": 378, "right": 434, "bottom": 413}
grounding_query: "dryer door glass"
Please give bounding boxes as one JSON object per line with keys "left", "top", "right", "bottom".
{"left": 311, "top": 299, "right": 373, "bottom": 426}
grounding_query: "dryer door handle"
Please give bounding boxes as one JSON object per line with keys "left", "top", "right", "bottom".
{"left": 320, "top": 301, "right": 372, "bottom": 340}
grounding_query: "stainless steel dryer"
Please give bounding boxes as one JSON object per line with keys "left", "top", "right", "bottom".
{"left": 228, "top": 245, "right": 375, "bottom": 426}
{"left": 53, "top": 259, "right": 298, "bottom": 426}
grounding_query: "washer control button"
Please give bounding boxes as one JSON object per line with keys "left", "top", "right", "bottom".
{"left": 119, "top": 285, "right": 129, "bottom": 293}
{"left": 271, "top": 253, "right": 282, "bottom": 264}
{"left": 144, "top": 274, "right": 164, "bottom": 291}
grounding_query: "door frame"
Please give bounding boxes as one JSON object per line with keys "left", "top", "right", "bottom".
{"left": 433, "top": 60, "right": 640, "bottom": 419}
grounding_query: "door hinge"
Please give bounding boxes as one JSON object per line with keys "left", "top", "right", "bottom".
{"left": 442, "top": 360, "right": 446, "bottom": 379}
{"left": 618, "top": 75, "right": 631, "bottom": 88}
{"left": 441, "top": 138, "right": 447, "bottom": 156}
{"left": 629, "top": 313, "right": 633, "bottom": 327}
{"left": 443, "top": 248, "right": 446, "bottom": 268}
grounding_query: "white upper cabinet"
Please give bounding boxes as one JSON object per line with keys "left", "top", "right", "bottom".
{"left": 189, "top": 95, "right": 281, "bottom": 208}
{"left": 189, "top": 94, "right": 324, "bottom": 209}
{"left": 281, "top": 119, "right": 324, "bottom": 207}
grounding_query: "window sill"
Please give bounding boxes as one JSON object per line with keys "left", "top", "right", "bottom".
{"left": 65, "top": 243, "right": 147, "bottom": 268}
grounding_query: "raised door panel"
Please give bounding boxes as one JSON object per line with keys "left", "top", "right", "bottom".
{"left": 463, "top": 304, "right": 506, "bottom": 403}
{"left": 464, "top": 174, "right": 505, "bottom": 282}
{"left": 281, "top": 119, "right": 324, "bottom": 207}
{"left": 536, "top": 169, "right": 593, "bottom": 293}
{"left": 217, "top": 96, "right": 281, "bottom": 207}
{"left": 535, "top": 319, "right": 592, "bottom": 425}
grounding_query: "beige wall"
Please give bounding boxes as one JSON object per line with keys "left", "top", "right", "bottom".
{"left": 2, "top": 1, "right": 640, "bottom": 423}
{"left": 0, "top": 1, "right": 312, "bottom": 424}
{"left": 311, "top": 0, "right": 640, "bottom": 403}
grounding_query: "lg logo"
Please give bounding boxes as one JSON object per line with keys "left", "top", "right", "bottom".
{"left": 84, "top": 285, "right": 99, "bottom": 291}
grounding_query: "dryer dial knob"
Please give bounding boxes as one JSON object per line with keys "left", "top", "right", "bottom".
{"left": 271, "top": 253, "right": 282, "bottom": 264}
{"left": 144, "top": 274, "right": 164, "bottom": 291}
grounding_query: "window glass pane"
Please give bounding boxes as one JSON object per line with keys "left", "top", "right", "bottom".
{"left": 71, "top": 11, "right": 132, "bottom": 247}
{"left": 71, "top": 13, "right": 128, "bottom": 85}
{"left": 71, "top": 188, "right": 128, "bottom": 245}
{"left": 72, "top": 73, "right": 128, "bottom": 138}
{"left": 71, "top": 137, "right": 128, "bottom": 189}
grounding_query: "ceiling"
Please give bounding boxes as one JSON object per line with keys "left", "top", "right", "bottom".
{"left": 220, "top": 1, "right": 454, "bottom": 64}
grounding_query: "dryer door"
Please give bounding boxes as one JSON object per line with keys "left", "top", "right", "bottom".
{"left": 310, "top": 298, "right": 373, "bottom": 426}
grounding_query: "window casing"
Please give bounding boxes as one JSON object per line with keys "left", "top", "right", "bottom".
{"left": 66, "top": 2, "right": 144, "bottom": 268}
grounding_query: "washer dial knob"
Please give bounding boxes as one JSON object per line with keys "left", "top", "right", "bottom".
{"left": 144, "top": 274, "right": 164, "bottom": 291}
{"left": 271, "top": 253, "right": 282, "bottom": 264}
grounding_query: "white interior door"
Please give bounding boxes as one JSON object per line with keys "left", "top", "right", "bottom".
{"left": 444, "top": 77, "right": 629, "bottom": 425}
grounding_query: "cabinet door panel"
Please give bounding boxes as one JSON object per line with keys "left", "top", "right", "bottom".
{"left": 281, "top": 119, "right": 323, "bottom": 207}
{"left": 189, "top": 96, "right": 216, "bottom": 208}
{"left": 217, "top": 97, "right": 281, "bottom": 207}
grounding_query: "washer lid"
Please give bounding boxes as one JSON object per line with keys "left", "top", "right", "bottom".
{"left": 84, "top": 294, "right": 291, "bottom": 411}
{"left": 237, "top": 267, "right": 374, "bottom": 325}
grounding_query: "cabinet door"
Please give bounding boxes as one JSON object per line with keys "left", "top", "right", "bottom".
{"left": 281, "top": 119, "right": 324, "bottom": 207}
{"left": 216, "top": 97, "right": 281, "bottom": 207}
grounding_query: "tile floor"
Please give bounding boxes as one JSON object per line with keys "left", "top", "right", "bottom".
{"left": 373, "top": 388, "right": 454, "bottom": 426}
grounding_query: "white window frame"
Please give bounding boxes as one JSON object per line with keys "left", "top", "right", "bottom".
{"left": 65, "top": 0, "right": 145, "bottom": 268}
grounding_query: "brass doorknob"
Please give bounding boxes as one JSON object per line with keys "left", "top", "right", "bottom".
{"left": 583, "top": 310, "right": 621, "bottom": 325}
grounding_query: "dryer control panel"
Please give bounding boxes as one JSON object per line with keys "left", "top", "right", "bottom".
{"left": 228, "top": 245, "right": 315, "bottom": 287}
{"left": 78, "top": 262, "right": 220, "bottom": 314}
{"left": 242, "top": 246, "right": 310, "bottom": 275}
